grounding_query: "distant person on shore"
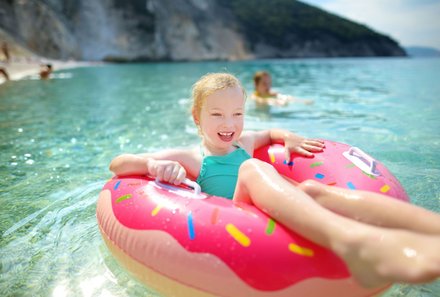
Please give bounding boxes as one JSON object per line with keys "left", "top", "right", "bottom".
{"left": 252, "top": 71, "right": 313, "bottom": 106}
{"left": 39, "top": 64, "right": 53, "bottom": 79}
{"left": 1, "top": 42, "right": 10, "bottom": 63}
{"left": 0, "top": 67, "right": 10, "bottom": 81}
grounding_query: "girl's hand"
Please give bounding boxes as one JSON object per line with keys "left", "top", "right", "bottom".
{"left": 284, "top": 135, "right": 325, "bottom": 162}
{"left": 146, "top": 159, "right": 187, "bottom": 185}
{"left": 275, "top": 94, "right": 290, "bottom": 106}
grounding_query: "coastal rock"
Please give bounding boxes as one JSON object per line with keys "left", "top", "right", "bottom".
{"left": 0, "top": 0, "right": 406, "bottom": 61}
{"left": 147, "top": 0, "right": 249, "bottom": 61}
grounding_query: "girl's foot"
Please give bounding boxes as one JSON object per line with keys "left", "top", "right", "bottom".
{"left": 334, "top": 227, "right": 440, "bottom": 288}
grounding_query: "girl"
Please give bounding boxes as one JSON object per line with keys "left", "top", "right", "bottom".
{"left": 252, "top": 70, "right": 313, "bottom": 106}
{"left": 110, "top": 73, "right": 440, "bottom": 289}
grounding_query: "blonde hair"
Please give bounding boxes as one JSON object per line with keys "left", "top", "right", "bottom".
{"left": 191, "top": 73, "right": 246, "bottom": 121}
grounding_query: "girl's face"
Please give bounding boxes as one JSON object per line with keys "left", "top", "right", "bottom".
{"left": 256, "top": 74, "right": 272, "bottom": 93}
{"left": 198, "top": 86, "right": 245, "bottom": 154}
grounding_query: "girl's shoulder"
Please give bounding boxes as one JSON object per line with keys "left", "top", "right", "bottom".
{"left": 237, "top": 131, "right": 259, "bottom": 155}
{"left": 181, "top": 147, "right": 203, "bottom": 179}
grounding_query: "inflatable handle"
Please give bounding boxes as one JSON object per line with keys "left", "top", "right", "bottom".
{"left": 182, "top": 178, "right": 202, "bottom": 195}
{"left": 154, "top": 177, "right": 205, "bottom": 199}
{"left": 343, "top": 147, "right": 380, "bottom": 176}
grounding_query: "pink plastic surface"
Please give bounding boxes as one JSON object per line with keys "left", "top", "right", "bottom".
{"left": 253, "top": 140, "right": 409, "bottom": 202}
{"left": 98, "top": 140, "right": 409, "bottom": 293}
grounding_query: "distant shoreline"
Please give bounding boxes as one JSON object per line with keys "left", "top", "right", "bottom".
{"left": 3, "top": 55, "right": 439, "bottom": 86}
{"left": 0, "top": 59, "right": 96, "bottom": 85}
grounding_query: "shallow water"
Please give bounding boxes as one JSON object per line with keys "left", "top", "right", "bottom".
{"left": 0, "top": 58, "right": 439, "bottom": 296}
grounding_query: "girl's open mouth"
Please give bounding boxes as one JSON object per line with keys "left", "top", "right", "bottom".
{"left": 218, "top": 132, "right": 234, "bottom": 142}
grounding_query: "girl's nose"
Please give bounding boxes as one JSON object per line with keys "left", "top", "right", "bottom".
{"left": 223, "top": 116, "right": 234, "bottom": 127}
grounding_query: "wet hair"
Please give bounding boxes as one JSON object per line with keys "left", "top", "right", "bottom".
{"left": 191, "top": 73, "right": 246, "bottom": 121}
{"left": 40, "top": 64, "right": 52, "bottom": 70}
{"left": 253, "top": 71, "right": 270, "bottom": 86}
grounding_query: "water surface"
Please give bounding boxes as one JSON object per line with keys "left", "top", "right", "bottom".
{"left": 1, "top": 57, "right": 439, "bottom": 296}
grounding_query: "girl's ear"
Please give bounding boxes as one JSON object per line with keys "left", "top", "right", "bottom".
{"left": 192, "top": 110, "right": 202, "bottom": 136}
{"left": 192, "top": 109, "right": 199, "bottom": 125}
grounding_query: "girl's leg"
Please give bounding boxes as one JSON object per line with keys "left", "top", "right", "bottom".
{"left": 233, "top": 159, "right": 440, "bottom": 288}
{"left": 298, "top": 179, "right": 440, "bottom": 234}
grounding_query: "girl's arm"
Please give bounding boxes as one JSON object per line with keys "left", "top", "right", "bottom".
{"left": 109, "top": 149, "right": 199, "bottom": 184}
{"left": 281, "top": 94, "right": 314, "bottom": 105}
{"left": 252, "top": 92, "right": 288, "bottom": 107}
{"left": 242, "top": 129, "right": 324, "bottom": 161}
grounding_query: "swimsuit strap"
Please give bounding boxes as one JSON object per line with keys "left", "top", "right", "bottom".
{"left": 199, "top": 144, "right": 205, "bottom": 157}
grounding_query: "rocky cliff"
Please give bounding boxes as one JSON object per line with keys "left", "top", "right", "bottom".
{"left": 0, "top": 0, "right": 406, "bottom": 61}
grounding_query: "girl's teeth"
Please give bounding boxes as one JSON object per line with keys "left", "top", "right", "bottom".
{"left": 218, "top": 132, "right": 234, "bottom": 142}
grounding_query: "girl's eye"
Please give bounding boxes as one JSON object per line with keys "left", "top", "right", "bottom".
{"left": 234, "top": 113, "right": 243, "bottom": 116}
{"left": 211, "top": 113, "right": 222, "bottom": 117}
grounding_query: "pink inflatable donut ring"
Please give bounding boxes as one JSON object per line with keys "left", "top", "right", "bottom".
{"left": 97, "top": 140, "right": 409, "bottom": 297}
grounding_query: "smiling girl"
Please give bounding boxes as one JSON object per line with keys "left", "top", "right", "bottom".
{"left": 110, "top": 73, "right": 440, "bottom": 289}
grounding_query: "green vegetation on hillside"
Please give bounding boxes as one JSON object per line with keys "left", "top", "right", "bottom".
{"left": 219, "top": 0, "right": 398, "bottom": 49}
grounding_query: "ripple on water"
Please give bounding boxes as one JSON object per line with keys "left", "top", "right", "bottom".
{"left": 1, "top": 59, "right": 439, "bottom": 296}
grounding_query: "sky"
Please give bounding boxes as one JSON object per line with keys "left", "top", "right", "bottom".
{"left": 302, "top": 0, "right": 440, "bottom": 49}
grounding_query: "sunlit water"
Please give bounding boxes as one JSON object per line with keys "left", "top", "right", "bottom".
{"left": 1, "top": 58, "right": 439, "bottom": 297}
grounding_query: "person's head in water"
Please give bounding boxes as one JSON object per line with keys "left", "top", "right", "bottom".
{"left": 253, "top": 71, "right": 273, "bottom": 96}
{"left": 39, "top": 64, "right": 53, "bottom": 79}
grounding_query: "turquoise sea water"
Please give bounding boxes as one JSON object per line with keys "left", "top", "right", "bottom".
{"left": 0, "top": 58, "right": 439, "bottom": 297}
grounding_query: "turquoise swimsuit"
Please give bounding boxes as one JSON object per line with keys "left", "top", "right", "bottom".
{"left": 196, "top": 146, "right": 251, "bottom": 199}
